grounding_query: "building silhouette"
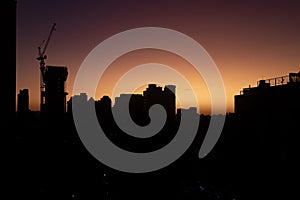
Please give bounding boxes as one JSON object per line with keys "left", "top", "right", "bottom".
{"left": 112, "top": 84, "right": 176, "bottom": 126}
{"left": 67, "top": 92, "right": 88, "bottom": 120}
{"left": 41, "top": 66, "right": 68, "bottom": 121}
{"left": 235, "top": 71, "right": 300, "bottom": 117}
{"left": 108, "top": 84, "right": 178, "bottom": 152}
{"left": 114, "top": 93, "right": 147, "bottom": 126}
{"left": 143, "top": 84, "right": 176, "bottom": 122}
{"left": 95, "top": 95, "right": 112, "bottom": 120}
{"left": 17, "top": 89, "right": 29, "bottom": 113}
{"left": 234, "top": 71, "right": 300, "bottom": 161}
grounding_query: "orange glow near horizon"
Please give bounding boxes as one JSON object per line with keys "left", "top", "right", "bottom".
{"left": 95, "top": 49, "right": 212, "bottom": 114}
{"left": 17, "top": 1, "right": 300, "bottom": 114}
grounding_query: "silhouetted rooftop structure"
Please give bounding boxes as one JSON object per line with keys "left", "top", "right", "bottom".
{"left": 235, "top": 71, "right": 300, "bottom": 116}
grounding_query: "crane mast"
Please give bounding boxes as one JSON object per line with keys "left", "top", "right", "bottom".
{"left": 37, "top": 22, "right": 56, "bottom": 79}
{"left": 37, "top": 23, "right": 56, "bottom": 112}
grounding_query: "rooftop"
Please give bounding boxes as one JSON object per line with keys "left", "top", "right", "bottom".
{"left": 239, "top": 71, "right": 300, "bottom": 95}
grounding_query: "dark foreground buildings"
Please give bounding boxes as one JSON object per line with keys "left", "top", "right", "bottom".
{"left": 233, "top": 71, "right": 300, "bottom": 161}
{"left": 15, "top": 71, "right": 300, "bottom": 199}
{"left": 113, "top": 84, "right": 176, "bottom": 126}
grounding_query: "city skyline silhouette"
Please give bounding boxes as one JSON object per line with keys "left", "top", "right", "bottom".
{"left": 16, "top": 0, "right": 300, "bottom": 113}
{"left": 9, "top": 1, "right": 300, "bottom": 200}
{"left": 14, "top": 67, "right": 300, "bottom": 199}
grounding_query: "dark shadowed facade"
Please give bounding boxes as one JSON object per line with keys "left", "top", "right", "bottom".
{"left": 234, "top": 71, "right": 300, "bottom": 161}
{"left": 41, "top": 66, "right": 68, "bottom": 121}
{"left": 4, "top": 0, "right": 17, "bottom": 123}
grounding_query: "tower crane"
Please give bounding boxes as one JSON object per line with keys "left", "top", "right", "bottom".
{"left": 37, "top": 22, "right": 56, "bottom": 80}
{"left": 37, "top": 22, "right": 56, "bottom": 111}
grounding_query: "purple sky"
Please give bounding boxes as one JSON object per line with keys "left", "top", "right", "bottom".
{"left": 17, "top": 0, "right": 300, "bottom": 112}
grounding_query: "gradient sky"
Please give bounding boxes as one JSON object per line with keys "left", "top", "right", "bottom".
{"left": 17, "top": 0, "right": 300, "bottom": 113}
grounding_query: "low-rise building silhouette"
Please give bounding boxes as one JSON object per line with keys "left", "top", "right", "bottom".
{"left": 17, "top": 89, "right": 29, "bottom": 113}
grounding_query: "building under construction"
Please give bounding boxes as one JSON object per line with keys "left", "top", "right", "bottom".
{"left": 41, "top": 66, "right": 68, "bottom": 120}
{"left": 36, "top": 23, "right": 68, "bottom": 121}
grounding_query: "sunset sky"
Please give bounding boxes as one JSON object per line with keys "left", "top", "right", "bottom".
{"left": 17, "top": 0, "right": 300, "bottom": 113}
